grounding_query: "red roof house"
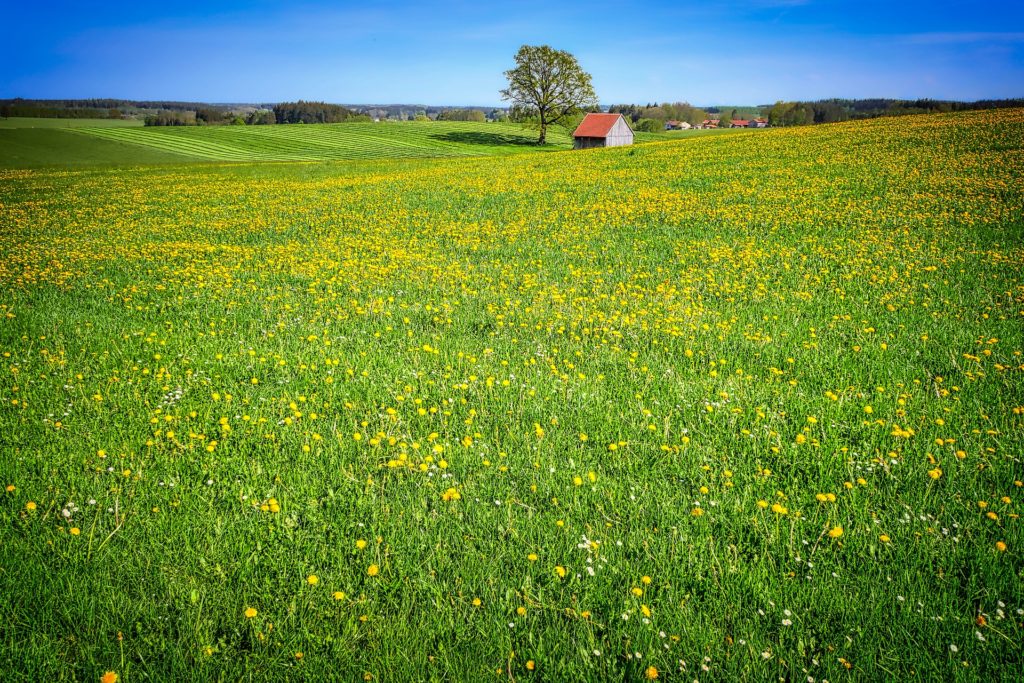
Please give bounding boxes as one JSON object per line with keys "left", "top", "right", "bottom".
{"left": 573, "top": 113, "right": 634, "bottom": 149}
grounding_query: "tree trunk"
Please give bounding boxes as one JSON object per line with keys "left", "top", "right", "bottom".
{"left": 538, "top": 121, "right": 546, "bottom": 145}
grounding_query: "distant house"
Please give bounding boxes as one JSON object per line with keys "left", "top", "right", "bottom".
{"left": 573, "top": 113, "right": 634, "bottom": 149}
{"left": 665, "top": 120, "right": 692, "bottom": 130}
{"left": 700, "top": 119, "right": 719, "bottom": 129}
{"left": 730, "top": 119, "right": 750, "bottom": 128}
{"left": 749, "top": 118, "right": 768, "bottom": 128}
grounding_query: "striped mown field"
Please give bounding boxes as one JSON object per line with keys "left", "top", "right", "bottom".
{"left": 74, "top": 121, "right": 578, "bottom": 162}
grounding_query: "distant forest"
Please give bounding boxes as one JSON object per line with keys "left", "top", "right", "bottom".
{"left": 0, "top": 98, "right": 237, "bottom": 115}
{"left": 764, "top": 98, "right": 1024, "bottom": 127}
{"left": 3, "top": 96, "right": 1022, "bottom": 128}
{"left": 271, "top": 101, "right": 370, "bottom": 124}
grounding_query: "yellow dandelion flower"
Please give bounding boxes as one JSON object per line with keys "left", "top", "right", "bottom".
{"left": 645, "top": 665, "right": 659, "bottom": 680}
{"left": 367, "top": 564, "right": 380, "bottom": 576}
{"left": 244, "top": 607, "right": 257, "bottom": 619}
{"left": 828, "top": 526, "right": 844, "bottom": 538}
{"left": 307, "top": 575, "right": 319, "bottom": 585}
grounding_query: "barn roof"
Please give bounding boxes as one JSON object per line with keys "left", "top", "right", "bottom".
{"left": 573, "top": 113, "right": 628, "bottom": 138}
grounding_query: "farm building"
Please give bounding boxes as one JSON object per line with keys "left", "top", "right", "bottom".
{"left": 573, "top": 113, "right": 634, "bottom": 149}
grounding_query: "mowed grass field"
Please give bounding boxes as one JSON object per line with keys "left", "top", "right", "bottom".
{"left": 0, "top": 109, "right": 1022, "bottom": 681}
{"left": 0, "top": 119, "right": 713, "bottom": 167}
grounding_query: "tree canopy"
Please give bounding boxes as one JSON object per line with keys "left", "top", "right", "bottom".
{"left": 273, "top": 101, "right": 368, "bottom": 124}
{"left": 500, "top": 45, "right": 598, "bottom": 145}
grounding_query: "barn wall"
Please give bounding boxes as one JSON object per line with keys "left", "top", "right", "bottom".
{"left": 574, "top": 137, "right": 604, "bottom": 149}
{"left": 604, "top": 118, "right": 634, "bottom": 147}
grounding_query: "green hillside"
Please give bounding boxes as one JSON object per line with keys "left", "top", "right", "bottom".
{"left": 0, "top": 119, "right": 737, "bottom": 168}
{"left": 0, "top": 128, "right": 194, "bottom": 168}
{"left": 75, "top": 121, "right": 576, "bottom": 162}
{"left": 1, "top": 109, "right": 1021, "bottom": 681}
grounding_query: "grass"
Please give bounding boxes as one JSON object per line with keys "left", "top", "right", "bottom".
{"left": 0, "top": 109, "right": 1022, "bottom": 682}
{"left": 0, "top": 128, "right": 194, "bottom": 168}
{"left": 0, "top": 119, "right": 743, "bottom": 168}
{"left": 0, "top": 116, "right": 144, "bottom": 128}
{"left": 73, "top": 121, "right": 577, "bottom": 162}
{"left": 0, "top": 128, "right": 197, "bottom": 168}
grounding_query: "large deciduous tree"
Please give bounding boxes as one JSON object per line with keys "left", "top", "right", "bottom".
{"left": 501, "top": 45, "right": 598, "bottom": 145}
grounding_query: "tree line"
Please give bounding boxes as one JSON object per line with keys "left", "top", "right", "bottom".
{"left": 0, "top": 103, "right": 123, "bottom": 119}
{"left": 436, "top": 109, "right": 486, "bottom": 122}
{"left": 271, "top": 101, "right": 370, "bottom": 124}
{"left": 1, "top": 98, "right": 235, "bottom": 113}
{"left": 608, "top": 102, "right": 708, "bottom": 131}
{"left": 766, "top": 98, "right": 1024, "bottom": 127}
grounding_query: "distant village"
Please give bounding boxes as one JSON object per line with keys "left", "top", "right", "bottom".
{"left": 667, "top": 117, "right": 768, "bottom": 129}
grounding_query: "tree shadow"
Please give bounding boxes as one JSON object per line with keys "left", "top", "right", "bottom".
{"left": 430, "top": 131, "right": 541, "bottom": 147}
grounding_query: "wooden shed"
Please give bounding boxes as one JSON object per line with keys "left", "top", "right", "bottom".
{"left": 572, "top": 113, "right": 634, "bottom": 149}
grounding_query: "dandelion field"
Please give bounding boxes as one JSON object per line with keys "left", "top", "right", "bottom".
{"left": 1, "top": 109, "right": 1022, "bottom": 681}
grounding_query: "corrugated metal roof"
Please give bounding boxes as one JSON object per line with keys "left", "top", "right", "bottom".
{"left": 573, "top": 113, "right": 626, "bottom": 138}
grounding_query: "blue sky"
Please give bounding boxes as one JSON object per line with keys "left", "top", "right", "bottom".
{"left": 3, "top": 0, "right": 1023, "bottom": 105}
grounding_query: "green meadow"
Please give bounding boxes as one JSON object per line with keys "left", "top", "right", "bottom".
{"left": 0, "top": 118, "right": 731, "bottom": 168}
{"left": 0, "top": 109, "right": 1021, "bottom": 682}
